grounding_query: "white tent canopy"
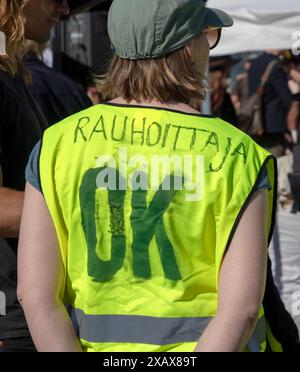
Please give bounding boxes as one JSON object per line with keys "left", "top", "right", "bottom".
{"left": 209, "top": 0, "right": 300, "bottom": 56}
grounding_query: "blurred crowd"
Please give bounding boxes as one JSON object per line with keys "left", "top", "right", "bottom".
{"left": 210, "top": 50, "right": 300, "bottom": 212}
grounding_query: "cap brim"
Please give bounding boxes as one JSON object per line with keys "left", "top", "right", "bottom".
{"left": 203, "top": 7, "right": 233, "bottom": 29}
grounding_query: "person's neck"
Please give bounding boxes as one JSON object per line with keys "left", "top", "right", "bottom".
{"left": 265, "top": 50, "right": 280, "bottom": 57}
{"left": 108, "top": 97, "right": 201, "bottom": 114}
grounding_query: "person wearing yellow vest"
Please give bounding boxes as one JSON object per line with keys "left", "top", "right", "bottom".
{"left": 18, "top": 0, "right": 299, "bottom": 352}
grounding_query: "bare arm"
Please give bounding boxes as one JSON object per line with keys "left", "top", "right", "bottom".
{"left": 290, "top": 68, "right": 300, "bottom": 85}
{"left": 195, "top": 189, "right": 269, "bottom": 352}
{"left": 17, "top": 183, "right": 82, "bottom": 352}
{"left": 287, "top": 101, "right": 299, "bottom": 131}
{"left": 0, "top": 183, "right": 24, "bottom": 237}
{"left": 0, "top": 162, "right": 24, "bottom": 237}
{"left": 230, "top": 94, "right": 241, "bottom": 114}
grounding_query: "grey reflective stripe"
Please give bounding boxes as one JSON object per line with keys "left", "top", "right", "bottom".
{"left": 247, "top": 316, "right": 266, "bottom": 352}
{"left": 70, "top": 308, "right": 211, "bottom": 345}
{"left": 70, "top": 308, "right": 266, "bottom": 350}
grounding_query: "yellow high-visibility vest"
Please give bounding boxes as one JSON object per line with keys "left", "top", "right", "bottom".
{"left": 39, "top": 103, "right": 278, "bottom": 352}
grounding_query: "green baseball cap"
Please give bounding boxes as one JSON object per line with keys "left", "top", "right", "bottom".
{"left": 108, "top": 0, "right": 233, "bottom": 60}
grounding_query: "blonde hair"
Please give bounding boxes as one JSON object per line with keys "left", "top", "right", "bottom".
{"left": 96, "top": 44, "right": 206, "bottom": 106}
{"left": 0, "top": 0, "right": 29, "bottom": 81}
{"left": 24, "top": 39, "right": 47, "bottom": 59}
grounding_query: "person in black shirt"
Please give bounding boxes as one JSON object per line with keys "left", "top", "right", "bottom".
{"left": 248, "top": 51, "right": 299, "bottom": 157}
{"left": 210, "top": 68, "right": 238, "bottom": 126}
{"left": 23, "top": 41, "right": 92, "bottom": 127}
{"left": 0, "top": 0, "right": 70, "bottom": 352}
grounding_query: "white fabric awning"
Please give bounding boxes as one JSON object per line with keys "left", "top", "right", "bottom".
{"left": 269, "top": 211, "right": 300, "bottom": 334}
{"left": 208, "top": 0, "right": 300, "bottom": 56}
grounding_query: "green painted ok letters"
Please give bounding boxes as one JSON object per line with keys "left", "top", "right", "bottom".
{"left": 80, "top": 167, "right": 181, "bottom": 283}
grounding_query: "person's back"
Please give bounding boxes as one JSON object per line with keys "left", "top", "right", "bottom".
{"left": 248, "top": 52, "right": 293, "bottom": 153}
{"left": 37, "top": 102, "right": 275, "bottom": 351}
{"left": 24, "top": 52, "right": 92, "bottom": 126}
